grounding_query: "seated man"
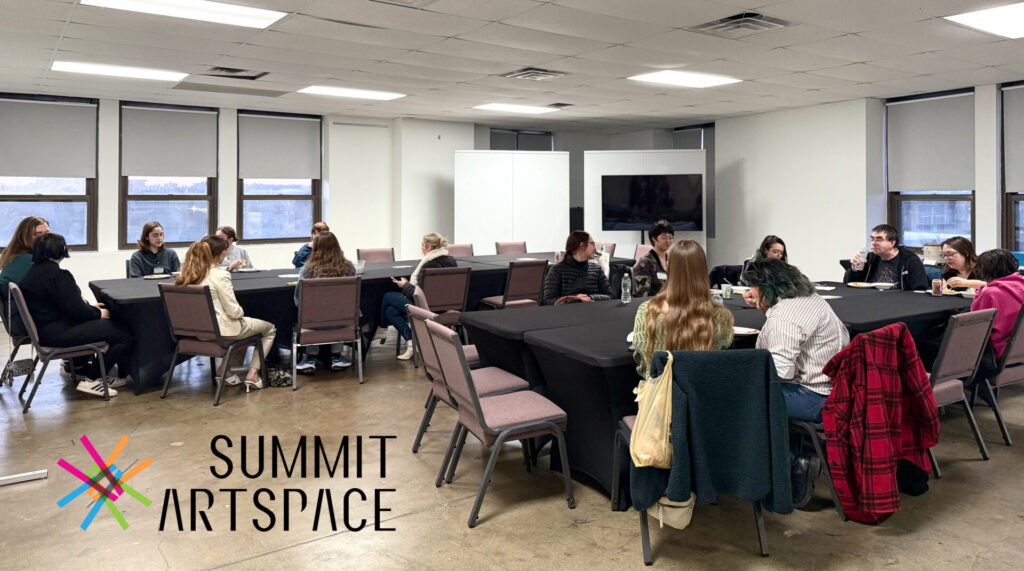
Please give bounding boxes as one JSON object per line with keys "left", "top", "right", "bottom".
{"left": 845, "top": 224, "right": 929, "bottom": 291}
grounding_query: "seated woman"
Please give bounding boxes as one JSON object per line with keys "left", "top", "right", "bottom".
{"left": 216, "top": 226, "right": 253, "bottom": 271}
{"left": 542, "top": 231, "right": 612, "bottom": 305}
{"left": 632, "top": 239, "right": 734, "bottom": 380}
{"left": 19, "top": 233, "right": 134, "bottom": 397}
{"left": 941, "top": 236, "right": 986, "bottom": 290}
{"left": 970, "top": 249, "right": 1024, "bottom": 394}
{"left": 740, "top": 235, "right": 788, "bottom": 284}
{"left": 293, "top": 231, "right": 355, "bottom": 374}
{"left": 633, "top": 219, "right": 673, "bottom": 297}
{"left": 379, "top": 232, "right": 456, "bottom": 360}
{"left": 129, "top": 221, "right": 180, "bottom": 278}
{"left": 1, "top": 216, "right": 49, "bottom": 299}
{"left": 175, "top": 236, "right": 275, "bottom": 390}
{"left": 292, "top": 221, "right": 329, "bottom": 268}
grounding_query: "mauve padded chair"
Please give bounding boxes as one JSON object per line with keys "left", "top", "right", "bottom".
{"left": 356, "top": 248, "right": 395, "bottom": 263}
{"left": 973, "top": 306, "right": 1024, "bottom": 445}
{"left": 425, "top": 319, "right": 575, "bottom": 528}
{"left": 447, "top": 243, "right": 474, "bottom": 257}
{"left": 633, "top": 244, "right": 653, "bottom": 263}
{"left": 420, "top": 266, "right": 471, "bottom": 329}
{"left": 495, "top": 241, "right": 527, "bottom": 255}
{"left": 408, "top": 305, "right": 527, "bottom": 454}
{"left": 293, "top": 276, "right": 363, "bottom": 386}
{"left": 479, "top": 259, "right": 547, "bottom": 310}
{"left": 9, "top": 283, "right": 111, "bottom": 413}
{"left": 928, "top": 308, "right": 997, "bottom": 477}
{"left": 1, "top": 290, "right": 32, "bottom": 389}
{"left": 601, "top": 242, "right": 616, "bottom": 256}
{"left": 158, "top": 283, "right": 267, "bottom": 406}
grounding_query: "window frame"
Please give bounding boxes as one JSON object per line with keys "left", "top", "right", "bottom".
{"left": 1001, "top": 80, "right": 1024, "bottom": 249}
{"left": 887, "top": 191, "right": 976, "bottom": 250}
{"left": 490, "top": 128, "right": 554, "bottom": 151}
{"left": 118, "top": 176, "right": 218, "bottom": 249}
{"left": 235, "top": 178, "right": 322, "bottom": 244}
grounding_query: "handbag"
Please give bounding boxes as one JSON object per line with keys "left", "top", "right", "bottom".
{"left": 629, "top": 351, "right": 674, "bottom": 469}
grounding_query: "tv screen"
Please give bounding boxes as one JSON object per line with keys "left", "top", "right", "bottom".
{"left": 601, "top": 174, "right": 703, "bottom": 231}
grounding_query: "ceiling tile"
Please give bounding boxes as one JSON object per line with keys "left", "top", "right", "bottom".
{"left": 422, "top": 38, "right": 562, "bottom": 66}
{"left": 758, "top": 72, "right": 857, "bottom": 89}
{"left": 932, "top": 66, "right": 1022, "bottom": 86}
{"left": 556, "top": 0, "right": 738, "bottom": 28}
{"left": 390, "top": 51, "right": 515, "bottom": 75}
{"left": 540, "top": 57, "right": 649, "bottom": 79}
{"left": 871, "top": 53, "right": 984, "bottom": 75}
{"left": 575, "top": 45, "right": 706, "bottom": 69}
{"left": 456, "top": 23, "right": 611, "bottom": 56}
{"left": 830, "top": 82, "right": 906, "bottom": 98}
{"left": 503, "top": 3, "right": 671, "bottom": 43}
{"left": 428, "top": 0, "right": 542, "bottom": 21}
{"left": 737, "top": 23, "right": 846, "bottom": 48}
{"left": 355, "top": 61, "right": 484, "bottom": 83}
{"left": 761, "top": 0, "right": 931, "bottom": 33}
{"left": 788, "top": 34, "right": 922, "bottom": 63}
{"left": 57, "top": 37, "right": 218, "bottom": 67}
{"left": 678, "top": 59, "right": 791, "bottom": 80}
{"left": 247, "top": 30, "right": 410, "bottom": 60}
{"left": 270, "top": 14, "right": 444, "bottom": 50}
{"left": 302, "top": 0, "right": 486, "bottom": 36}
{"left": 857, "top": 18, "right": 1002, "bottom": 52}
{"left": 808, "top": 63, "right": 914, "bottom": 83}
{"left": 936, "top": 40, "right": 1024, "bottom": 67}
{"left": 226, "top": 44, "right": 373, "bottom": 71}
{"left": 874, "top": 75, "right": 968, "bottom": 94}
{"left": 61, "top": 23, "right": 241, "bottom": 54}
{"left": 630, "top": 30, "right": 762, "bottom": 60}
{"left": 739, "top": 47, "right": 851, "bottom": 72}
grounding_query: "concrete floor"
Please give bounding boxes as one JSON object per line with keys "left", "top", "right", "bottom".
{"left": 2, "top": 334, "right": 1024, "bottom": 570}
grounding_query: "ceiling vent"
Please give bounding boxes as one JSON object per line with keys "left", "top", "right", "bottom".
{"left": 687, "top": 12, "right": 789, "bottom": 39}
{"left": 200, "top": 67, "right": 267, "bottom": 80}
{"left": 369, "top": 0, "right": 439, "bottom": 8}
{"left": 501, "top": 67, "right": 567, "bottom": 81}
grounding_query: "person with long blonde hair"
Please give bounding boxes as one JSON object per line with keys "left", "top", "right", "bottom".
{"left": 294, "top": 231, "right": 355, "bottom": 374}
{"left": 175, "top": 236, "right": 276, "bottom": 390}
{"left": 632, "top": 240, "right": 734, "bottom": 379}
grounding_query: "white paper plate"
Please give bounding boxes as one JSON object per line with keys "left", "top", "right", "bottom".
{"left": 236, "top": 268, "right": 260, "bottom": 273}
{"left": 143, "top": 274, "right": 170, "bottom": 280}
{"left": 733, "top": 326, "right": 759, "bottom": 335}
{"left": 730, "top": 285, "right": 750, "bottom": 293}
{"left": 846, "top": 282, "right": 874, "bottom": 288}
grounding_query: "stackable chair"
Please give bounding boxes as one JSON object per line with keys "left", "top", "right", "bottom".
{"left": 495, "top": 241, "right": 527, "bottom": 255}
{"left": 292, "top": 276, "right": 363, "bottom": 386}
{"left": 447, "top": 243, "right": 474, "bottom": 257}
{"left": 610, "top": 415, "right": 636, "bottom": 511}
{"left": 158, "top": 283, "right": 267, "bottom": 406}
{"left": 633, "top": 244, "right": 653, "bottom": 263}
{"left": 8, "top": 283, "right": 111, "bottom": 413}
{"left": 1, "top": 291, "right": 33, "bottom": 389}
{"left": 479, "top": 259, "right": 547, "bottom": 310}
{"left": 972, "top": 307, "right": 1024, "bottom": 445}
{"left": 600, "top": 242, "right": 616, "bottom": 256}
{"left": 125, "top": 259, "right": 131, "bottom": 278}
{"left": 425, "top": 319, "right": 575, "bottom": 528}
{"left": 786, "top": 420, "right": 847, "bottom": 520}
{"left": 417, "top": 266, "right": 471, "bottom": 342}
{"left": 356, "top": 248, "right": 395, "bottom": 262}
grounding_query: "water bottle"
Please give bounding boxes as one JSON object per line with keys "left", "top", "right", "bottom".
{"left": 621, "top": 272, "right": 632, "bottom": 304}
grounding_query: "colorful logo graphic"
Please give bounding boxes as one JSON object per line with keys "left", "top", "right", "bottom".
{"left": 57, "top": 434, "right": 153, "bottom": 530}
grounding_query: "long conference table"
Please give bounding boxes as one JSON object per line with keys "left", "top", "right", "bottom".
{"left": 88, "top": 252, "right": 633, "bottom": 388}
{"left": 459, "top": 283, "right": 973, "bottom": 508}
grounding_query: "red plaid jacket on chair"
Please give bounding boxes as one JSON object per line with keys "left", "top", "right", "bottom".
{"left": 821, "top": 322, "right": 940, "bottom": 525}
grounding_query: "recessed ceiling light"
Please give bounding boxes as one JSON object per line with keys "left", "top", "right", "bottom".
{"left": 473, "top": 103, "right": 558, "bottom": 115}
{"left": 80, "top": 0, "right": 287, "bottom": 29}
{"left": 628, "top": 70, "right": 741, "bottom": 88}
{"left": 944, "top": 2, "right": 1024, "bottom": 39}
{"left": 298, "top": 85, "right": 406, "bottom": 101}
{"left": 51, "top": 61, "right": 187, "bottom": 81}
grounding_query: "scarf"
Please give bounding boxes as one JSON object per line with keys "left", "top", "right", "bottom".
{"left": 410, "top": 247, "right": 449, "bottom": 286}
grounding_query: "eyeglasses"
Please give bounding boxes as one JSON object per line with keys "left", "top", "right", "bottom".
{"left": 768, "top": 249, "right": 784, "bottom": 256}
{"left": 940, "top": 251, "right": 959, "bottom": 259}
{"left": 870, "top": 236, "right": 891, "bottom": 243}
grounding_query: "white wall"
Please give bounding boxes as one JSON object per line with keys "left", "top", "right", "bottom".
{"left": 975, "top": 84, "right": 1001, "bottom": 252}
{"left": 327, "top": 117, "right": 394, "bottom": 259}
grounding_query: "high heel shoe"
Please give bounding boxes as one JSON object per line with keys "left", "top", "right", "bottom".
{"left": 244, "top": 377, "right": 263, "bottom": 392}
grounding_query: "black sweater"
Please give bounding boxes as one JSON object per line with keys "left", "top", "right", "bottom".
{"left": 19, "top": 260, "right": 100, "bottom": 328}
{"left": 541, "top": 256, "right": 611, "bottom": 305}
{"left": 844, "top": 248, "right": 929, "bottom": 291}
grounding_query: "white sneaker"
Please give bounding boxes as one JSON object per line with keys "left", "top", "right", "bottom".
{"left": 397, "top": 340, "right": 415, "bottom": 361}
{"left": 77, "top": 380, "right": 118, "bottom": 398}
{"left": 105, "top": 376, "right": 132, "bottom": 389}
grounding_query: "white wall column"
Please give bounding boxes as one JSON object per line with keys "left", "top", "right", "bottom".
{"left": 218, "top": 108, "right": 238, "bottom": 228}
{"left": 96, "top": 99, "right": 119, "bottom": 252}
{"left": 975, "top": 84, "right": 1000, "bottom": 252}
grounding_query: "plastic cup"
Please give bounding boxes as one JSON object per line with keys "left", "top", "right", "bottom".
{"left": 354, "top": 260, "right": 365, "bottom": 274}
{"left": 853, "top": 248, "right": 869, "bottom": 271}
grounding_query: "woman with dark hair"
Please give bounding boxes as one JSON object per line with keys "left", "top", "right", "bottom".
{"left": 740, "top": 235, "right": 787, "bottom": 283}
{"left": 1, "top": 216, "right": 49, "bottom": 297}
{"left": 128, "top": 221, "right": 180, "bottom": 278}
{"left": 19, "top": 233, "right": 134, "bottom": 397}
{"left": 633, "top": 220, "right": 674, "bottom": 297}
{"left": 294, "top": 231, "right": 355, "bottom": 374}
{"left": 292, "top": 221, "right": 330, "bottom": 268}
{"left": 216, "top": 226, "right": 253, "bottom": 271}
{"left": 632, "top": 240, "right": 733, "bottom": 379}
{"left": 970, "top": 250, "right": 1024, "bottom": 387}
{"left": 940, "top": 236, "right": 985, "bottom": 290}
{"left": 542, "top": 231, "right": 612, "bottom": 305}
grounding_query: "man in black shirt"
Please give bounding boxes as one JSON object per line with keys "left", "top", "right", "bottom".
{"left": 845, "top": 224, "right": 929, "bottom": 291}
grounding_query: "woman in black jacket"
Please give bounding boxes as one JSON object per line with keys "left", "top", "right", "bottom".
{"left": 542, "top": 231, "right": 612, "bottom": 305}
{"left": 19, "top": 233, "right": 134, "bottom": 397}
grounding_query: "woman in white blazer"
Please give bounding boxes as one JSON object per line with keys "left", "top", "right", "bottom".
{"left": 174, "top": 235, "right": 276, "bottom": 390}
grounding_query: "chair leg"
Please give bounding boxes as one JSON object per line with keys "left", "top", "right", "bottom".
{"left": 256, "top": 340, "right": 268, "bottom": 386}
{"left": 291, "top": 333, "right": 298, "bottom": 391}
{"left": 214, "top": 347, "right": 231, "bottom": 407}
{"left": 611, "top": 429, "right": 625, "bottom": 511}
{"left": 553, "top": 425, "right": 576, "bottom": 509}
{"left": 521, "top": 440, "right": 532, "bottom": 474}
{"left": 95, "top": 351, "right": 108, "bottom": 401}
{"left": 984, "top": 381, "right": 1012, "bottom": 446}
{"left": 468, "top": 432, "right": 508, "bottom": 528}
{"left": 639, "top": 510, "right": 653, "bottom": 566}
{"left": 928, "top": 448, "right": 942, "bottom": 479}
{"left": 802, "top": 424, "right": 845, "bottom": 521}
{"left": 961, "top": 396, "right": 990, "bottom": 460}
{"left": 18, "top": 356, "right": 39, "bottom": 398}
{"left": 412, "top": 393, "right": 438, "bottom": 454}
{"left": 356, "top": 338, "right": 364, "bottom": 384}
{"left": 753, "top": 501, "right": 769, "bottom": 557}
{"left": 436, "top": 424, "right": 462, "bottom": 488}
{"left": 160, "top": 346, "right": 180, "bottom": 399}
{"left": 22, "top": 358, "right": 51, "bottom": 413}
{"left": 446, "top": 424, "right": 470, "bottom": 484}
{"left": 209, "top": 356, "right": 217, "bottom": 384}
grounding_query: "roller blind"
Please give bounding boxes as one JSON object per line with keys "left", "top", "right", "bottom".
{"left": 886, "top": 93, "right": 974, "bottom": 191}
{"left": 121, "top": 105, "right": 218, "bottom": 176}
{"left": 673, "top": 129, "right": 702, "bottom": 150}
{"left": 238, "top": 113, "right": 321, "bottom": 179}
{"left": 1005, "top": 86, "right": 1024, "bottom": 193}
{"left": 0, "top": 98, "right": 97, "bottom": 177}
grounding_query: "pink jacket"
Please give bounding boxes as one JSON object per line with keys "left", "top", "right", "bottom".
{"left": 971, "top": 273, "right": 1024, "bottom": 358}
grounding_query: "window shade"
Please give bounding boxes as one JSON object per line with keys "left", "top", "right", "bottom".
{"left": 673, "top": 129, "right": 702, "bottom": 150}
{"left": 0, "top": 99, "right": 97, "bottom": 177}
{"left": 1004, "top": 86, "right": 1024, "bottom": 193}
{"left": 238, "top": 113, "right": 321, "bottom": 179}
{"left": 121, "top": 105, "right": 218, "bottom": 176}
{"left": 886, "top": 94, "right": 974, "bottom": 192}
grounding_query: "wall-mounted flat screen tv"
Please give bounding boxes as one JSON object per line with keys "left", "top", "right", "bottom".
{"left": 601, "top": 174, "right": 703, "bottom": 231}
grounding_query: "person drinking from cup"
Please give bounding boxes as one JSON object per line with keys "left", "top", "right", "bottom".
{"left": 845, "top": 224, "right": 928, "bottom": 291}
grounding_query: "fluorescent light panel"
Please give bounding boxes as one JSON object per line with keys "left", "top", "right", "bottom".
{"left": 81, "top": 0, "right": 286, "bottom": 29}
{"left": 628, "top": 69, "right": 741, "bottom": 88}
{"left": 298, "top": 85, "right": 406, "bottom": 101}
{"left": 473, "top": 103, "right": 558, "bottom": 115}
{"left": 944, "top": 2, "right": 1024, "bottom": 39}
{"left": 51, "top": 61, "right": 187, "bottom": 81}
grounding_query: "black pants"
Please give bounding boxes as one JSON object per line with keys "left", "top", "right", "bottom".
{"left": 39, "top": 319, "right": 134, "bottom": 379}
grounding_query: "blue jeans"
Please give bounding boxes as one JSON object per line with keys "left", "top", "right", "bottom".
{"left": 781, "top": 383, "right": 827, "bottom": 423}
{"left": 379, "top": 291, "right": 411, "bottom": 340}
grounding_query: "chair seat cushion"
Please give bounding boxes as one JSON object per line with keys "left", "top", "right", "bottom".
{"left": 300, "top": 326, "right": 356, "bottom": 345}
{"left": 437, "top": 310, "right": 461, "bottom": 326}
{"left": 478, "top": 390, "right": 567, "bottom": 435}
{"left": 471, "top": 366, "right": 529, "bottom": 397}
{"left": 623, "top": 415, "right": 636, "bottom": 431}
{"left": 480, "top": 295, "right": 504, "bottom": 308}
{"left": 179, "top": 338, "right": 228, "bottom": 357}
{"left": 40, "top": 343, "right": 108, "bottom": 359}
{"left": 463, "top": 344, "right": 482, "bottom": 369}
{"left": 932, "top": 378, "right": 966, "bottom": 407}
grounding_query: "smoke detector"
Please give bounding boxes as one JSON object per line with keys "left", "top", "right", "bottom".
{"left": 501, "top": 67, "right": 567, "bottom": 81}
{"left": 688, "top": 12, "right": 789, "bottom": 39}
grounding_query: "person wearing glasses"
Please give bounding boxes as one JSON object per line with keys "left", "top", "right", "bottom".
{"left": 845, "top": 224, "right": 929, "bottom": 291}
{"left": 740, "top": 235, "right": 788, "bottom": 285}
{"left": 633, "top": 220, "right": 673, "bottom": 297}
{"left": 940, "top": 236, "right": 986, "bottom": 290}
{"left": 542, "top": 231, "right": 612, "bottom": 305}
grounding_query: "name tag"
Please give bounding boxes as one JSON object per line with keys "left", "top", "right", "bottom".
{"left": 656, "top": 272, "right": 667, "bottom": 280}
{"left": 154, "top": 267, "right": 165, "bottom": 274}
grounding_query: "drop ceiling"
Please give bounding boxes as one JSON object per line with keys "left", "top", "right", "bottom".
{"left": 1, "top": 0, "right": 1022, "bottom": 133}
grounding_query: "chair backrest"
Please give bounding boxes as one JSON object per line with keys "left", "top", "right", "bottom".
{"left": 125, "top": 259, "right": 131, "bottom": 278}
{"left": 996, "top": 306, "right": 1024, "bottom": 371}
{"left": 495, "top": 241, "right": 526, "bottom": 255}
{"left": 447, "top": 243, "right": 474, "bottom": 257}
{"left": 426, "top": 319, "right": 486, "bottom": 434}
{"left": 601, "top": 242, "right": 616, "bottom": 256}
{"left": 421, "top": 266, "right": 471, "bottom": 313}
{"left": 931, "top": 308, "right": 997, "bottom": 385}
{"left": 407, "top": 305, "right": 444, "bottom": 386}
{"left": 503, "top": 260, "right": 548, "bottom": 304}
{"left": 356, "top": 248, "right": 395, "bottom": 262}
{"left": 297, "top": 276, "right": 361, "bottom": 331}
{"left": 158, "top": 283, "right": 221, "bottom": 342}
{"left": 634, "top": 244, "right": 653, "bottom": 262}
{"left": 7, "top": 283, "right": 43, "bottom": 350}
{"left": 709, "top": 265, "right": 742, "bottom": 287}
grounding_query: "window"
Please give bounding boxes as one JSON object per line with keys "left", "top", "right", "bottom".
{"left": 889, "top": 191, "right": 974, "bottom": 247}
{"left": 0, "top": 96, "right": 98, "bottom": 249}
{"left": 237, "top": 112, "right": 322, "bottom": 242}
{"left": 1003, "top": 83, "right": 1024, "bottom": 249}
{"left": 119, "top": 103, "right": 218, "bottom": 248}
{"left": 490, "top": 129, "right": 553, "bottom": 151}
